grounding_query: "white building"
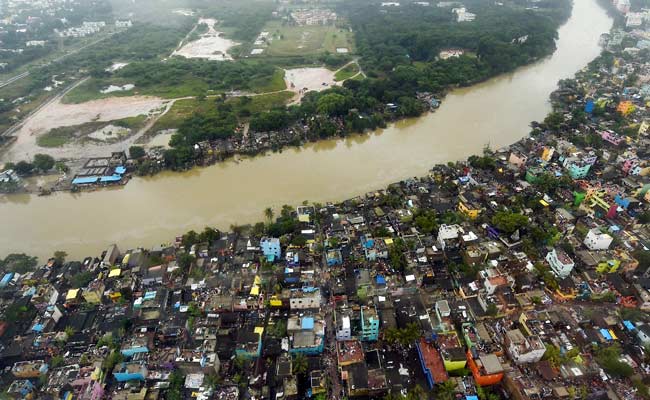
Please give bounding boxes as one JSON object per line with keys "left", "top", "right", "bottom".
{"left": 289, "top": 287, "right": 321, "bottom": 310}
{"left": 545, "top": 248, "right": 575, "bottom": 278}
{"left": 505, "top": 329, "right": 546, "bottom": 364}
{"left": 437, "top": 224, "right": 463, "bottom": 250}
{"left": 336, "top": 314, "right": 352, "bottom": 340}
{"left": 115, "top": 20, "right": 133, "bottom": 28}
{"left": 626, "top": 12, "right": 644, "bottom": 28}
{"left": 583, "top": 228, "right": 613, "bottom": 251}
{"left": 453, "top": 7, "right": 476, "bottom": 22}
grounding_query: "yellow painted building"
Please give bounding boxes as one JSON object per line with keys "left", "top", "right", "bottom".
{"left": 617, "top": 101, "right": 635, "bottom": 116}
{"left": 458, "top": 200, "right": 481, "bottom": 219}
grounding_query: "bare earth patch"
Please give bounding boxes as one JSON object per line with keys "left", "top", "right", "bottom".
{"left": 284, "top": 67, "right": 339, "bottom": 103}
{"left": 2, "top": 96, "right": 167, "bottom": 162}
{"left": 172, "top": 18, "right": 238, "bottom": 61}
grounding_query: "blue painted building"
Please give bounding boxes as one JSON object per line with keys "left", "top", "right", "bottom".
{"left": 120, "top": 337, "right": 149, "bottom": 358}
{"left": 326, "top": 248, "right": 343, "bottom": 266}
{"left": 360, "top": 306, "right": 380, "bottom": 341}
{"left": 113, "top": 362, "right": 147, "bottom": 382}
{"left": 261, "top": 237, "right": 281, "bottom": 262}
{"left": 235, "top": 330, "right": 262, "bottom": 359}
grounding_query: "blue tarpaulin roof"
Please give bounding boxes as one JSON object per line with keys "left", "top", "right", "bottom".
{"left": 466, "top": 396, "right": 479, "bottom": 400}
{"left": 100, "top": 175, "right": 121, "bottom": 182}
{"left": 302, "top": 317, "right": 314, "bottom": 330}
{"left": 0, "top": 273, "right": 13, "bottom": 287}
{"left": 376, "top": 275, "right": 386, "bottom": 285}
{"left": 600, "top": 328, "right": 613, "bottom": 341}
{"left": 624, "top": 320, "right": 635, "bottom": 331}
{"left": 72, "top": 176, "right": 98, "bottom": 184}
{"left": 115, "top": 166, "right": 126, "bottom": 174}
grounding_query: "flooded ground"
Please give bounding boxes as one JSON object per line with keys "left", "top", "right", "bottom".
{"left": 0, "top": 0, "right": 612, "bottom": 261}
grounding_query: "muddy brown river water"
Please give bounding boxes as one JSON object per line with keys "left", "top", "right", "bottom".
{"left": 0, "top": 0, "right": 612, "bottom": 260}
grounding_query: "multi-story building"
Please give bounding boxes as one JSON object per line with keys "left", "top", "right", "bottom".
{"left": 289, "top": 287, "right": 321, "bottom": 310}
{"left": 504, "top": 329, "right": 546, "bottom": 364}
{"left": 546, "top": 248, "right": 575, "bottom": 278}
{"left": 583, "top": 228, "right": 613, "bottom": 250}
{"left": 360, "top": 306, "right": 379, "bottom": 341}
{"left": 261, "top": 237, "right": 281, "bottom": 262}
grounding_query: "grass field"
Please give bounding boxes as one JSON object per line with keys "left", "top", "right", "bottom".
{"left": 334, "top": 63, "right": 360, "bottom": 81}
{"left": 248, "top": 69, "right": 287, "bottom": 93}
{"left": 153, "top": 91, "right": 294, "bottom": 131}
{"left": 262, "top": 21, "right": 353, "bottom": 57}
{"left": 63, "top": 66, "right": 286, "bottom": 104}
{"left": 36, "top": 115, "right": 147, "bottom": 147}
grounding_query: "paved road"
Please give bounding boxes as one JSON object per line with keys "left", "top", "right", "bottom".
{"left": 0, "top": 29, "right": 122, "bottom": 90}
{"left": 1, "top": 77, "right": 89, "bottom": 138}
{"left": 0, "top": 71, "right": 29, "bottom": 89}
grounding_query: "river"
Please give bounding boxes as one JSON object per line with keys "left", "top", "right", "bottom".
{"left": 0, "top": 0, "right": 612, "bottom": 261}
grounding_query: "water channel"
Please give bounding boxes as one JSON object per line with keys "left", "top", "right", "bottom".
{"left": 0, "top": 0, "right": 612, "bottom": 260}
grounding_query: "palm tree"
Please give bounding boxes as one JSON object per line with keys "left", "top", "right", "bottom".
{"left": 292, "top": 353, "right": 308, "bottom": 376}
{"left": 264, "top": 207, "right": 274, "bottom": 223}
{"left": 406, "top": 385, "right": 427, "bottom": 400}
{"left": 436, "top": 380, "right": 457, "bottom": 400}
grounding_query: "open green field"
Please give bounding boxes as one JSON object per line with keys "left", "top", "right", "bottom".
{"left": 62, "top": 67, "right": 287, "bottom": 104}
{"left": 153, "top": 91, "right": 294, "bottom": 131}
{"left": 334, "top": 63, "right": 360, "bottom": 81}
{"left": 36, "top": 116, "right": 147, "bottom": 147}
{"left": 261, "top": 21, "right": 353, "bottom": 57}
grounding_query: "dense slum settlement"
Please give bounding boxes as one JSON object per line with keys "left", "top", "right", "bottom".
{"left": 6, "top": 1, "right": 650, "bottom": 400}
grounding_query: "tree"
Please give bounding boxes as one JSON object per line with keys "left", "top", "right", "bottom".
{"left": 414, "top": 209, "right": 438, "bottom": 234}
{"left": 53, "top": 250, "right": 67, "bottom": 264}
{"left": 181, "top": 230, "right": 199, "bottom": 249}
{"left": 491, "top": 211, "right": 528, "bottom": 234}
{"left": 50, "top": 355, "right": 64, "bottom": 369}
{"left": 64, "top": 325, "right": 75, "bottom": 338}
{"left": 596, "top": 344, "right": 634, "bottom": 378}
{"left": 177, "top": 253, "right": 195, "bottom": 272}
{"left": 167, "top": 370, "right": 185, "bottom": 400}
{"left": 486, "top": 303, "right": 498, "bottom": 316}
{"left": 388, "top": 238, "right": 408, "bottom": 272}
{"left": 0, "top": 253, "right": 38, "bottom": 273}
{"left": 436, "top": 379, "right": 457, "bottom": 400}
{"left": 13, "top": 160, "right": 34, "bottom": 175}
{"left": 33, "top": 154, "right": 55, "bottom": 172}
{"left": 316, "top": 93, "right": 348, "bottom": 116}
{"left": 292, "top": 353, "right": 308, "bottom": 376}
{"left": 264, "top": 207, "right": 274, "bottom": 223}
{"left": 129, "top": 146, "right": 146, "bottom": 159}
{"left": 198, "top": 227, "right": 221, "bottom": 243}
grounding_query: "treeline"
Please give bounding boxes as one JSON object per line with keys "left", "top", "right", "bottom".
{"left": 200, "top": 0, "right": 275, "bottom": 42}
{"left": 343, "top": 0, "right": 570, "bottom": 78}
{"left": 110, "top": 59, "right": 278, "bottom": 91}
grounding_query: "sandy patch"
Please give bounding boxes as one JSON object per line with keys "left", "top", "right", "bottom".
{"left": 285, "top": 67, "right": 338, "bottom": 93}
{"left": 2, "top": 96, "right": 167, "bottom": 162}
{"left": 87, "top": 124, "right": 131, "bottom": 141}
{"left": 106, "top": 62, "right": 129, "bottom": 72}
{"left": 101, "top": 84, "right": 135, "bottom": 94}
{"left": 145, "top": 130, "right": 176, "bottom": 148}
{"left": 172, "top": 18, "right": 238, "bottom": 61}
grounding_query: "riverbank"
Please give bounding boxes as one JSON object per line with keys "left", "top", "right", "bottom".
{"left": 0, "top": 0, "right": 612, "bottom": 260}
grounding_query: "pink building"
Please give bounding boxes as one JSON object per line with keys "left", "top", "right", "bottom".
{"left": 600, "top": 130, "right": 624, "bottom": 145}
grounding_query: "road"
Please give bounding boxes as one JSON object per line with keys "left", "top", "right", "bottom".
{"left": 1, "top": 77, "right": 89, "bottom": 138}
{"left": 0, "top": 71, "right": 29, "bottom": 89}
{"left": 0, "top": 29, "right": 123, "bottom": 90}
